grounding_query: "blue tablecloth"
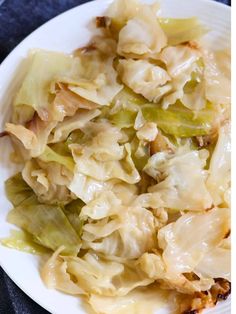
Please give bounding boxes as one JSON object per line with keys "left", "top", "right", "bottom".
{"left": 0, "top": 0, "right": 230, "bottom": 313}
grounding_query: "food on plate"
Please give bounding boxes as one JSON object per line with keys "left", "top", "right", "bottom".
{"left": 1, "top": 0, "right": 231, "bottom": 313}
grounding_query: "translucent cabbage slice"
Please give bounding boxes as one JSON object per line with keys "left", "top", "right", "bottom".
{"left": 13, "top": 50, "right": 76, "bottom": 123}
{"left": 110, "top": 109, "right": 137, "bottom": 128}
{"left": 1, "top": 230, "right": 50, "bottom": 255}
{"left": 38, "top": 145, "right": 75, "bottom": 172}
{"left": 5, "top": 173, "right": 81, "bottom": 255}
{"left": 141, "top": 101, "right": 216, "bottom": 137}
{"left": 63, "top": 199, "right": 85, "bottom": 237}
{"left": 159, "top": 17, "right": 208, "bottom": 46}
{"left": 8, "top": 198, "right": 81, "bottom": 256}
{"left": 5, "top": 173, "right": 33, "bottom": 206}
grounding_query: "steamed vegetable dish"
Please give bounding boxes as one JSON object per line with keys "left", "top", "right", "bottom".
{"left": 1, "top": 0, "right": 231, "bottom": 313}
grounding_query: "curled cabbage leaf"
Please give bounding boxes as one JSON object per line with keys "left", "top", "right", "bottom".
{"left": 117, "top": 4, "right": 167, "bottom": 59}
{"left": 38, "top": 145, "right": 75, "bottom": 172}
{"left": 70, "top": 130, "right": 140, "bottom": 184}
{"left": 159, "top": 45, "right": 201, "bottom": 109}
{"left": 22, "top": 159, "right": 74, "bottom": 205}
{"left": 60, "top": 50, "right": 123, "bottom": 106}
{"left": 158, "top": 207, "right": 230, "bottom": 278}
{"left": 136, "top": 122, "right": 158, "bottom": 142}
{"left": 195, "top": 241, "right": 231, "bottom": 281}
{"left": 110, "top": 88, "right": 217, "bottom": 138}
{"left": 5, "top": 115, "right": 57, "bottom": 158}
{"left": 64, "top": 252, "right": 153, "bottom": 296}
{"left": 144, "top": 146, "right": 212, "bottom": 210}
{"left": 49, "top": 109, "right": 100, "bottom": 143}
{"left": 118, "top": 59, "right": 170, "bottom": 103}
{"left": 203, "top": 49, "right": 231, "bottom": 106}
{"left": 13, "top": 50, "right": 77, "bottom": 123}
{"left": 181, "top": 80, "right": 206, "bottom": 111}
{"left": 68, "top": 172, "right": 114, "bottom": 204}
{"left": 41, "top": 247, "right": 85, "bottom": 294}
{"left": 52, "top": 84, "right": 99, "bottom": 121}
{"left": 137, "top": 252, "right": 214, "bottom": 294}
{"left": 138, "top": 208, "right": 230, "bottom": 294}
{"left": 207, "top": 123, "right": 231, "bottom": 206}
{"left": 80, "top": 191, "right": 157, "bottom": 259}
{"left": 68, "top": 125, "right": 140, "bottom": 202}
{"left": 106, "top": 0, "right": 159, "bottom": 37}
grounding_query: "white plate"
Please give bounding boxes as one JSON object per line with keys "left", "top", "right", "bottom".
{"left": 0, "top": 0, "right": 231, "bottom": 313}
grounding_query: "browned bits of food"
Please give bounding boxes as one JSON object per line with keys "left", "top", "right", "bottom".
{"left": 196, "top": 132, "right": 217, "bottom": 148}
{"left": 150, "top": 131, "right": 173, "bottom": 155}
{"left": 183, "top": 41, "right": 200, "bottom": 50}
{"left": 181, "top": 279, "right": 231, "bottom": 314}
{"left": 183, "top": 310, "right": 198, "bottom": 314}
{"left": 137, "top": 171, "right": 156, "bottom": 194}
{"left": 0, "top": 131, "right": 8, "bottom": 137}
{"left": 224, "top": 229, "right": 231, "bottom": 239}
{"left": 212, "top": 278, "right": 231, "bottom": 301}
{"left": 183, "top": 273, "right": 200, "bottom": 281}
{"left": 96, "top": 16, "right": 111, "bottom": 28}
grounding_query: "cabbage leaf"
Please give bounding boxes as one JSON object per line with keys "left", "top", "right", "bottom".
{"left": 159, "top": 17, "right": 208, "bottom": 46}
{"left": 13, "top": 50, "right": 77, "bottom": 123}
{"left": 8, "top": 197, "right": 81, "bottom": 255}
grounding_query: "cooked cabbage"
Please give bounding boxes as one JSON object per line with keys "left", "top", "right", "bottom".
{"left": 141, "top": 101, "right": 217, "bottom": 137}
{"left": 70, "top": 139, "right": 140, "bottom": 184}
{"left": 80, "top": 191, "right": 157, "bottom": 259}
{"left": 117, "top": 5, "right": 167, "bottom": 59}
{"left": 49, "top": 109, "right": 101, "bottom": 143}
{"left": 5, "top": 172, "right": 33, "bottom": 206}
{"left": 159, "top": 17, "right": 208, "bottom": 46}
{"left": 104, "top": 0, "right": 167, "bottom": 59}
{"left": 8, "top": 198, "right": 81, "bottom": 255}
{"left": 159, "top": 45, "right": 201, "bottom": 109}
{"left": 1, "top": 0, "right": 231, "bottom": 313}
{"left": 1, "top": 230, "right": 50, "bottom": 255}
{"left": 203, "top": 49, "right": 231, "bottom": 106}
{"left": 207, "top": 123, "right": 231, "bottom": 206}
{"left": 6, "top": 116, "right": 57, "bottom": 157}
{"left": 118, "top": 59, "right": 170, "bottom": 102}
{"left": 38, "top": 145, "right": 75, "bottom": 172}
{"left": 144, "top": 146, "right": 212, "bottom": 210}
{"left": 41, "top": 247, "right": 85, "bottom": 295}
{"left": 64, "top": 252, "right": 153, "bottom": 296}
{"left": 22, "top": 159, "right": 74, "bottom": 205}
{"left": 61, "top": 50, "right": 123, "bottom": 106}
{"left": 13, "top": 50, "right": 77, "bottom": 123}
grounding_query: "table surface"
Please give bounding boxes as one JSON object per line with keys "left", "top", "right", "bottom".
{"left": 0, "top": 0, "right": 231, "bottom": 313}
